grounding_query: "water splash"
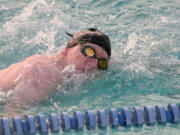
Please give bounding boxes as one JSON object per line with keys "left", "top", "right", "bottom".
{"left": 123, "top": 33, "right": 138, "bottom": 55}
{"left": 2, "top": 0, "right": 49, "bottom": 35}
{"left": 0, "top": 1, "right": 180, "bottom": 133}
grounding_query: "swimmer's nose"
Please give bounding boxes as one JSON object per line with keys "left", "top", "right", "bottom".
{"left": 83, "top": 58, "right": 98, "bottom": 71}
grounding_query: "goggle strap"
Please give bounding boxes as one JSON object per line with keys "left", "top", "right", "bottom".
{"left": 65, "top": 32, "right": 73, "bottom": 38}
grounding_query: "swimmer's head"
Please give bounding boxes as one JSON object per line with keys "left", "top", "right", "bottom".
{"left": 63, "top": 28, "right": 111, "bottom": 72}
{"left": 66, "top": 28, "right": 111, "bottom": 59}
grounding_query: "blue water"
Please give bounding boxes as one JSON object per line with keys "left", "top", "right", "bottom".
{"left": 0, "top": 0, "right": 180, "bottom": 134}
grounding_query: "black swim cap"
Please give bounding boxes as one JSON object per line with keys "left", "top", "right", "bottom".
{"left": 66, "top": 28, "right": 111, "bottom": 59}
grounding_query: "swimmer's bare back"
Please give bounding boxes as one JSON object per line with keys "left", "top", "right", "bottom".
{"left": 0, "top": 55, "right": 63, "bottom": 104}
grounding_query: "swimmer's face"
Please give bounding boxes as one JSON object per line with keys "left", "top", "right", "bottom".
{"left": 65, "top": 43, "right": 109, "bottom": 72}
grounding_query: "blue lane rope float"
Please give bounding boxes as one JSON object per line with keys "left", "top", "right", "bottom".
{"left": 0, "top": 104, "right": 180, "bottom": 135}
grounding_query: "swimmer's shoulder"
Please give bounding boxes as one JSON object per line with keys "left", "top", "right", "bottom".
{"left": 24, "top": 54, "right": 57, "bottom": 71}
{"left": 24, "top": 54, "right": 54, "bottom": 65}
{"left": 25, "top": 54, "right": 46, "bottom": 62}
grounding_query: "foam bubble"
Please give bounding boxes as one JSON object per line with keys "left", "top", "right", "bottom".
{"left": 123, "top": 33, "right": 138, "bottom": 54}
{"left": 0, "top": 6, "right": 8, "bottom": 11}
{"left": 160, "top": 16, "right": 169, "bottom": 23}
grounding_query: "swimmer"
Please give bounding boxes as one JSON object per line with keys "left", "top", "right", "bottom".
{"left": 0, "top": 28, "right": 111, "bottom": 115}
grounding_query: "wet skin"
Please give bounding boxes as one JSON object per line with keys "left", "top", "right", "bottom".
{"left": 0, "top": 43, "right": 109, "bottom": 115}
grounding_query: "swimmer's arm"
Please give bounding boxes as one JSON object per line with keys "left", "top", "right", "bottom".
{"left": 0, "top": 55, "right": 49, "bottom": 92}
{"left": 4, "top": 76, "right": 55, "bottom": 116}
{"left": 10, "top": 62, "right": 59, "bottom": 102}
{"left": 4, "top": 62, "right": 61, "bottom": 116}
{"left": 0, "top": 62, "right": 24, "bottom": 92}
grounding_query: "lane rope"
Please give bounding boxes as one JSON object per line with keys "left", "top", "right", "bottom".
{"left": 0, "top": 104, "right": 179, "bottom": 135}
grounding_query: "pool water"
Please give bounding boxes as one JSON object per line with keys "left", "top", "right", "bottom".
{"left": 0, "top": 0, "right": 180, "bottom": 134}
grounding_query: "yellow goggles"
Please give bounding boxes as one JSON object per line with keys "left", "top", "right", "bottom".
{"left": 81, "top": 45, "right": 108, "bottom": 70}
{"left": 98, "top": 58, "right": 108, "bottom": 70}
